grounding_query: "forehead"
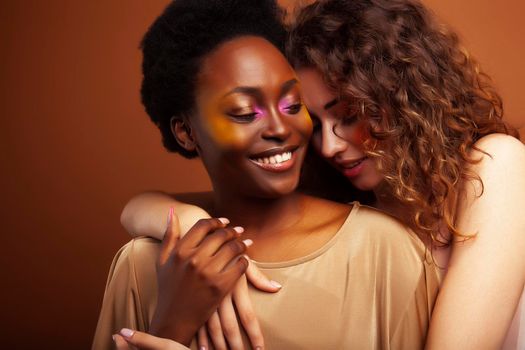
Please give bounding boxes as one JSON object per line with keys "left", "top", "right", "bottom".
{"left": 296, "top": 68, "right": 336, "bottom": 111}
{"left": 196, "top": 36, "right": 295, "bottom": 95}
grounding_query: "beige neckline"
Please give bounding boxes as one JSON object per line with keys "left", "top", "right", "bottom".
{"left": 253, "top": 202, "right": 360, "bottom": 269}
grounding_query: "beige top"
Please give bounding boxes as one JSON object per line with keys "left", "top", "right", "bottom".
{"left": 93, "top": 203, "right": 440, "bottom": 350}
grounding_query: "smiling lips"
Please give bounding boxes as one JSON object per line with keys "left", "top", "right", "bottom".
{"left": 340, "top": 156, "right": 367, "bottom": 178}
{"left": 249, "top": 149, "right": 297, "bottom": 172}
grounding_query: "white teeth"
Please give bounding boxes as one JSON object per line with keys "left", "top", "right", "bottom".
{"left": 254, "top": 151, "right": 292, "bottom": 165}
{"left": 347, "top": 159, "right": 364, "bottom": 168}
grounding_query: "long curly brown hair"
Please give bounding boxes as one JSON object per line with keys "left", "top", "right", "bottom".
{"left": 288, "top": 0, "right": 518, "bottom": 244}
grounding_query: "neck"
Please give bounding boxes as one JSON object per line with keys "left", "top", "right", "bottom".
{"left": 209, "top": 187, "right": 305, "bottom": 237}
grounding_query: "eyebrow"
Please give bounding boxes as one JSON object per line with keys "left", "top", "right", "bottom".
{"left": 222, "top": 79, "right": 299, "bottom": 99}
{"left": 280, "top": 79, "right": 299, "bottom": 95}
{"left": 323, "top": 98, "right": 339, "bottom": 110}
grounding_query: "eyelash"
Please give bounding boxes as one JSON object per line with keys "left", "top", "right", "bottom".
{"left": 283, "top": 103, "right": 303, "bottom": 115}
{"left": 228, "top": 102, "right": 303, "bottom": 123}
{"left": 227, "top": 112, "right": 259, "bottom": 123}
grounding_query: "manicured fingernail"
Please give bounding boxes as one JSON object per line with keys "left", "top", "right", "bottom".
{"left": 199, "top": 347, "right": 207, "bottom": 350}
{"left": 218, "top": 217, "right": 230, "bottom": 225}
{"left": 112, "top": 334, "right": 116, "bottom": 341}
{"left": 233, "top": 226, "right": 244, "bottom": 234}
{"left": 242, "top": 238, "right": 253, "bottom": 247}
{"left": 270, "top": 280, "right": 282, "bottom": 289}
{"left": 167, "top": 207, "right": 174, "bottom": 226}
{"left": 255, "top": 347, "right": 263, "bottom": 350}
{"left": 120, "top": 328, "right": 135, "bottom": 338}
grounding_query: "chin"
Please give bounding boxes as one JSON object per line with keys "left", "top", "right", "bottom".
{"left": 257, "top": 177, "right": 299, "bottom": 199}
{"left": 351, "top": 177, "right": 381, "bottom": 192}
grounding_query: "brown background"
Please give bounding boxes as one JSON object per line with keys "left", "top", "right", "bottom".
{"left": 1, "top": 0, "right": 523, "bottom": 348}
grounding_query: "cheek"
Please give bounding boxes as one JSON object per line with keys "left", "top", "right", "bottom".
{"left": 350, "top": 122, "right": 369, "bottom": 147}
{"left": 207, "top": 117, "right": 244, "bottom": 147}
{"left": 199, "top": 108, "right": 249, "bottom": 150}
{"left": 300, "top": 110, "right": 313, "bottom": 138}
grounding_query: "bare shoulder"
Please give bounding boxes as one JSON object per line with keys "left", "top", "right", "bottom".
{"left": 461, "top": 134, "right": 525, "bottom": 195}
{"left": 456, "top": 133, "right": 525, "bottom": 238}
{"left": 470, "top": 133, "right": 525, "bottom": 168}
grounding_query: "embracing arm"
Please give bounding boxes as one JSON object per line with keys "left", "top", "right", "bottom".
{"left": 426, "top": 134, "right": 525, "bottom": 349}
{"left": 120, "top": 191, "right": 281, "bottom": 349}
{"left": 121, "top": 191, "right": 211, "bottom": 240}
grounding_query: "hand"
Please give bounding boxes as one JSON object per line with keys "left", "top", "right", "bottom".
{"left": 113, "top": 328, "right": 184, "bottom": 350}
{"left": 149, "top": 209, "right": 250, "bottom": 346}
{"left": 197, "top": 260, "right": 283, "bottom": 350}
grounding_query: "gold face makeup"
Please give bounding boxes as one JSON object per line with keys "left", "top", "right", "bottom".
{"left": 187, "top": 36, "right": 312, "bottom": 198}
{"left": 198, "top": 78, "right": 308, "bottom": 149}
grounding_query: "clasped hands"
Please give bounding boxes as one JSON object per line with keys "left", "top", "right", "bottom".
{"left": 114, "top": 208, "right": 281, "bottom": 350}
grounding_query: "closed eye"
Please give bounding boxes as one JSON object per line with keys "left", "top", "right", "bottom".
{"left": 227, "top": 113, "right": 259, "bottom": 123}
{"left": 283, "top": 103, "right": 303, "bottom": 115}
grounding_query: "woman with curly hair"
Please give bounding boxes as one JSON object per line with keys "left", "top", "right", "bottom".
{"left": 120, "top": 0, "right": 525, "bottom": 348}
{"left": 286, "top": 0, "right": 525, "bottom": 348}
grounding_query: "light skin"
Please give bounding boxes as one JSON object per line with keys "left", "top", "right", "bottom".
{"left": 297, "top": 68, "right": 384, "bottom": 193}
{"left": 137, "top": 36, "right": 351, "bottom": 349}
{"left": 123, "top": 65, "right": 525, "bottom": 349}
{"left": 296, "top": 67, "right": 525, "bottom": 349}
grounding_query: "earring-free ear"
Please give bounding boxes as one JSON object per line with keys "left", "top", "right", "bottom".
{"left": 171, "top": 117, "right": 196, "bottom": 152}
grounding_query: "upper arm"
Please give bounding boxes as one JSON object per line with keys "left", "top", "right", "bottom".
{"left": 120, "top": 191, "right": 211, "bottom": 240}
{"left": 426, "top": 134, "right": 525, "bottom": 349}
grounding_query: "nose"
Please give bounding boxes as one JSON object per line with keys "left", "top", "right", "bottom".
{"left": 261, "top": 108, "right": 292, "bottom": 142}
{"left": 320, "top": 122, "right": 348, "bottom": 158}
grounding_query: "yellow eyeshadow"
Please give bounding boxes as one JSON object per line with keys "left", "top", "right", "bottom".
{"left": 206, "top": 113, "right": 243, "bottom": 146}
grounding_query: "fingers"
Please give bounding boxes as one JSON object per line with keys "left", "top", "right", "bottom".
{"left": 218, "top": 293, "right": 244, "bottom": 350}
{"left": 206, "top": 237, "right": 252, "bottom": 274}
{"left": 197, "top": 326, "right": 210, "bottom": 350}
{"left": 113, "top": 334, "right": 133, "bottom": 350}
{"left": 221, "top": 255, "right": 250, "bottom": 289}
{"left": 232, "top": 276, "right": 265, "bottom": 349}
{"left": 246, "top": 260, "right": 282, "bottom": 292}
{"left": 159, "top": 208, "right": 181, "bottom": 265}
{"left": 178, "top": 218, "right": 230, "bottom": 249}
{"left": 194, "top": 226, "right": 244, "bottom": 259}
{"left": 113, "top": 328, "right": 183, "bottom": 350}
{"left": 207, "top": 311, "right": 228, "bottom": 350}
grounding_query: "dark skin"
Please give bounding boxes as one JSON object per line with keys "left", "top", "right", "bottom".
{"left": 151, "top": 36, "right": 351, "bottom": 346}
{"left": 150, "top": 213, "right": 249, "bottom": 345}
